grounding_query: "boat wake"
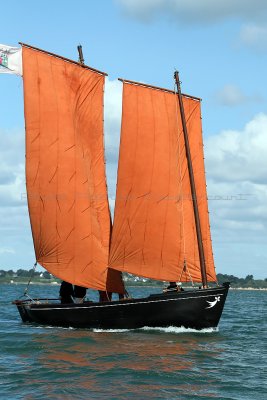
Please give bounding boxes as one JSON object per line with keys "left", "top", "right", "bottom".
{"left": 141, "top": 326, "right": 218, "bottom": 334}
{"left": 93, "top": 326, "right": 218, "bottom": 334}
{"left": 93, "top": 328, "right": 130, "bottom": 333}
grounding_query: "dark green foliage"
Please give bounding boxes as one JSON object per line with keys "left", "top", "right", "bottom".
{"left": 217, "top": 273, "right": 267, "bottom": 288}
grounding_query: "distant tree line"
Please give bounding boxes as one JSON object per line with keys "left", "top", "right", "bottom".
{"left": 0, "top": 269, "right": 56, "bottom": 281}
{"left": 0, "top": 269, "right": 266, "bottom": 288}
{"left": 216, "top": 273, "right": 267, "bottom": 288}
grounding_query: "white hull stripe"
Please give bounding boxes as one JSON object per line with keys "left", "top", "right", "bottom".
{"left": 28, "top": 292, "right": 225, "bottom": 312}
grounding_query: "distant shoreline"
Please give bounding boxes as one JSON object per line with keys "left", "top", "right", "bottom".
{"left": 229, "top": 287, "right": 267, "bottom": 291}
{"left": 1, "top": 282, "right": 267, "bottom": 290}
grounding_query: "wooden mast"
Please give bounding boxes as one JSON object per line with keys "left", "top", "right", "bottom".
{"left": 174, "top": 71, "right": 208, "bottom": 288}
{"left": 77, "top": 44, "right": 84, "bottom": 65}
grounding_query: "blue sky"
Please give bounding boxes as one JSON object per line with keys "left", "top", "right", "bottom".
{"left": 1, "top": 0, "right": 267, "bottom": 279}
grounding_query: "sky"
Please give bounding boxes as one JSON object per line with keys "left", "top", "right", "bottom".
{"left": 0, "top": 0, "right": 267, "bottom": 279}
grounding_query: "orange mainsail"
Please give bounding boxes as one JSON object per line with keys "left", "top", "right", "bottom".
{"left": 22, "top": 45, "right": 124, "bottom": 293}
{"left": 109, "top": 81, "right": 216, "bottom": 283}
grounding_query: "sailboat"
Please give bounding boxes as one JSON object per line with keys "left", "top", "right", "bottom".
{"left": 8, "top": 43, "right": 229, "bottom": 330}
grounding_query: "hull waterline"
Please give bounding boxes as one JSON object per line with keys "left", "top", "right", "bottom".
{"left": 13, "top": 283, "right": 229, "bottom": 330}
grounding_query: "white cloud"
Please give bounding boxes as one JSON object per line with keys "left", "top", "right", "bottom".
{"left": 205, "top": 113, "right": 267, "bottom": 184}
{"left": 215, "top": 85, "right": 248, "bottom": 106}
{"left": 116, "top": 0, "right": 267, "bottom": 24}
{"left": 205, "top": 113, "right": 267, "bottom": 246}
{"left": 238, "top": 23, "right": 267, "bottom": 50}
{"left": 104, "top": 77, "right": 123, "bottom": 162}
{"left": 215, "top": 84, "right": 263, "bottom": 106}
{"left": 117, "top": 0, "right": 267, "bottom": 56}
{"left": 0, "top": 128, "right": 33, "bottom": 268}
{"left": 204, "top": 114, "right": 267, "bottom": 278}
{"left": 0, "top": 247, "right": 15, "bottom": 255}
{"left": 0, "top": 129, "right": 26, "bottom": 207}
{"left": 104, "top": 78, "right": 123, "bottom": 204}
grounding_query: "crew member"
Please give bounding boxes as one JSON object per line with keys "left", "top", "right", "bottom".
{"left": 59, "top": 281, "right": 74, "bottom": 304}
{"left": 73, "top": 285, "right": 87, "bottom": 303}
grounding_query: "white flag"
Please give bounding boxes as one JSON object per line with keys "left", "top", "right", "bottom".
{"left": 0, "top": 44, "right": 22, "bottom": 76}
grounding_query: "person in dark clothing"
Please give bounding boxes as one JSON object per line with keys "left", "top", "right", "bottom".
{"left": 165, "top": 282, "right": 184, "bottom": 292}
{"left": 98, "top": 290, "right": 112, "bottom": 302}
{"left": 73, "top": 285, "right": 87, "bottom": 303}
{"left": 59, "top": 281, "right": 74, "bottom": 304}
{"left": 167, "top": 282, "right": 177, "bottom": 290}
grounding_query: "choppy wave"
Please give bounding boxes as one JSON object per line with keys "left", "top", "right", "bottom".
{"left": 2, "top": 284, "right": 267, "bottom": 400}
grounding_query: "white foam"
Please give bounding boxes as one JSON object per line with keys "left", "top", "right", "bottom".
{"left": 141, "top": 326, "right": 218, "bottom": 334}
{"left": 93, "top": 328, "right": 129, "bottom": 333}
{"left": 93, "top": 326, "right": 218, "bottom": 334}
{"left": 31, "top": 324, "right": 218, "bottom": 334}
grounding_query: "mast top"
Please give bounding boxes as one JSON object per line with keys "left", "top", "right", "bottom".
{"left": 77, "top": 44, "right": 84, "bottom": 65}
{"left": 174, "top": 71, "right": 180, "bottom": 90}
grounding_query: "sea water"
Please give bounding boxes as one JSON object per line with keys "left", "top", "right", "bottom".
{"left": 0, "top": 284, "right": 266, "bottom": 400}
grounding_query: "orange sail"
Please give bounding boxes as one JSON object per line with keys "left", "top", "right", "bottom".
{"left": 109, "top": 81, "right": 216, "bottom": 283}
{"left": 22, "top": 45, "right": 124, "bottom": 293}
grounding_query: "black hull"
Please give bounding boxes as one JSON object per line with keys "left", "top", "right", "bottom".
{"left": 13, "top": 283, "right": 229, "bottom": 330}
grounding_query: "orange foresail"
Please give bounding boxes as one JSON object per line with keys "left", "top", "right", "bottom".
{"left": 109, "top": 81, "right": 216, "bottom": 283}
{"left": 179, "top": 96, "right": 216, "bottom": 282}
{"left": 23, "top": 45, "right": 124, "bottom": 293}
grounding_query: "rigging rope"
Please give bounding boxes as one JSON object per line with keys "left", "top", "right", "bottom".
{"left": 178, "top": 260, "right": 195, "bottom": 287}
{"left": 23, "top": 261, "right": 37, "bottom": 296}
